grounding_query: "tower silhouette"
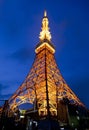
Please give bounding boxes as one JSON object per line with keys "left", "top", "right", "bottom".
{"left": 8, "top": 11, "right": 85, "bottom": 120}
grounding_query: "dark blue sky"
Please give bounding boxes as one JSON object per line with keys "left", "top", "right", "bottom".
{"left": 0, "top": 0, "right": 89, "bottom": 108}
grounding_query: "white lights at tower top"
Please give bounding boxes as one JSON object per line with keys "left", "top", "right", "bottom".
{"left": 39, "top": 11, "right": 52, "bottom": 41}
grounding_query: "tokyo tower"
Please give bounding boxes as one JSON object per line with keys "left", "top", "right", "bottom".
{"left": 8, "top": 11, "right": 85, "bottom": 121}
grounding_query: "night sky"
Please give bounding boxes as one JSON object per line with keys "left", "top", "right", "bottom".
{"left": 0, "top": 0, "right": 89, "bottom": 108}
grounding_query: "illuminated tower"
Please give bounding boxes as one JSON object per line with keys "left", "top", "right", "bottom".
{"left": 8, "top": 11, "right": 84, "bottom": 120}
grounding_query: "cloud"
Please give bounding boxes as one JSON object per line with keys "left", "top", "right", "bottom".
{"left": 0, "top": 94, "right": 12, "bottom": 106}
{"left": 0, "top": 83, "right": 12, "bottom": 95}
{"left": 0, "top": 83, "right": 7, "bottom": 93}
{"left": 0, "top": 83, "right": 12, "bottom": 106}
{"left": 0, "top": 93, "right": 12, "bottom": 100}
{"left": 68, "top": 77, "right": 89, "bottom": 108}
{"left": 9, "top": 47, "right": 34, "bottom": 63}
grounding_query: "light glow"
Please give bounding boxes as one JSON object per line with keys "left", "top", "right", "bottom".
{"left": 39, "top": 11, "right": 51, "bottom": 41}
{"left": 35, "top": 42, "right": 55, "bottom": 54}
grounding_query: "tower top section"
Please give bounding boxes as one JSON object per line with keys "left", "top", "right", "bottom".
{"left": 35, "top": 11, "right": 55, "bottom": 54}
{"left": 39, "top": 11, "right": 51, "bottom": 41}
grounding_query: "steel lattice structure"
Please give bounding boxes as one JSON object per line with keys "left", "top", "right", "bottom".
{"left": 8, "top": 11, "right": 84, "bottom": 117}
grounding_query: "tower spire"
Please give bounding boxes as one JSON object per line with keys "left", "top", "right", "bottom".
{"left": 44, "top": 10, "right": 47, "bottom": 17}
{"left": 39, "top": 11, "right": 51, "bottom": 41}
